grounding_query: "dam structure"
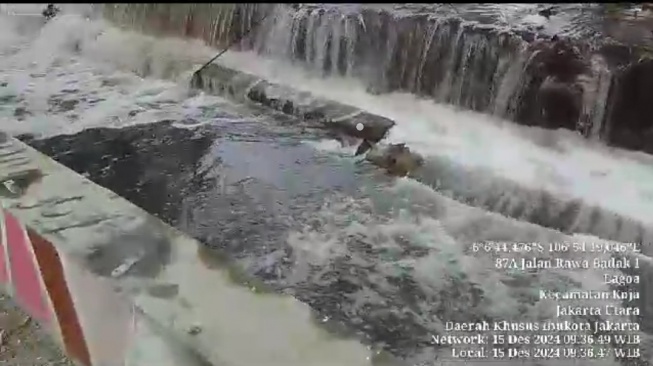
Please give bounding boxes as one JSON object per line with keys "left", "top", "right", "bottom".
{"left": 103, "top": 3, "right": 653, "bottom": 153}
{"left": 0, "top": 3, "right": 652, "bottom": 365}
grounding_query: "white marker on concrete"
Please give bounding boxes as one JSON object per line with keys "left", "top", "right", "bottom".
{"left": 355, "top": 123, "right": 364, "bottom": 131}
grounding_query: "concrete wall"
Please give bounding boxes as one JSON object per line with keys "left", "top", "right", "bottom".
{"left": 190, "top": 64, "right": 395, "bottom": 142}
{"left": 99, "top": 4, "right": 396, "bottom": 143}
{"left": 100, "top": 4, "right": 270, "bottom": 50}
{"left": 0, "top": 133, "right": 381, "bottom": 365}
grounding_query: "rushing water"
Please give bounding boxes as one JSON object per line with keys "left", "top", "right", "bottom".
{"left": 1, "top": 5, "right": 653, "bottom": 366}
{"left": 286, "top": 3, "right": 605, "bottom": 39}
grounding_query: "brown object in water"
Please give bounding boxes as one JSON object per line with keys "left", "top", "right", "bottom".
{"left": 365, "top": 143, "right": 424, "bottom": 177}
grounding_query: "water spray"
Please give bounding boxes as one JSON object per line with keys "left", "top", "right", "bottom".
{"left": 191, "top": 5, "right": 276, "bottom": 87}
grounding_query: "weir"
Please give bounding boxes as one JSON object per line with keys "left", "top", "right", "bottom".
{"left": 95, "top": 3, "right": 653, "bottom": 250}
{"left": 2, "top": 5, "right": 653, "bottom": 364}
{"left": 190, "top": 63, "right": 395, "bottom": 143}
{"left": 102, "top": 3, "right": 653, "bottom": 155}
{"left": 188, "top": 61, "right": 653, "bottom": 252}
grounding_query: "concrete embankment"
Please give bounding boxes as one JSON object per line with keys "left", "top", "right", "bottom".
{"left": 0, "top": 133, "right": 383, "bottom": 365}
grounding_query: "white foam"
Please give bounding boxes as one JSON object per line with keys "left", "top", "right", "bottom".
{"left": 2, "top": 10, "right": 649, "bottom": 240}
{"left": 0, "top": 13, "right": 237, "bottom": 139}
{"left": 286, "top": 186, "right": 636, "bottom": 365}
{"left": 12, "top": 12, "right": 651, "bottom": 234}
{"left": 214, "top": 50, "right": 653, "bottom": 226}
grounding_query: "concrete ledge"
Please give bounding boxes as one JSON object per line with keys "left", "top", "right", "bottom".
{"left": 0, "top": 133, "right": 380, "bottom": 366}
{"left": 191, "top": 64, "right": 395, "bottom": 143}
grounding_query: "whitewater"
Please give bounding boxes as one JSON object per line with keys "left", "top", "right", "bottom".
{"left": 0, "top": 4, "right": 651, "bottom": 366}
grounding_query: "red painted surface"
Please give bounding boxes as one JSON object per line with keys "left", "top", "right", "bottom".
{"left": 0, "top": 214, "right": 8, "bottom": 284}
{"left": 4, "top": 211, "right": 51, "bottom": 324}
{"left": 29, "top": 229, "right": 92, "bottom": 366}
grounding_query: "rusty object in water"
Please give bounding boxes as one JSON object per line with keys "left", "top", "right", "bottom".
{"left": 362, "top": 142, "right": 424, "bottom": 177}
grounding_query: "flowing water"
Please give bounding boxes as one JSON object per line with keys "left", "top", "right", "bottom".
{"left": 243, "top": 3, "right": 622, "bottom": 134}
{"left": 1, "top": 4, "right": 653, "bottom": 366}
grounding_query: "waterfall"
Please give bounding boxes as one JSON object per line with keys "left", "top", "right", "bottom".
{"left": 101, "top": 3, "right": 651, "bottom": 154}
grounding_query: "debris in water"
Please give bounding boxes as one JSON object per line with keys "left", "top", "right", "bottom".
{"left": 187, "top": 324, "right": 202, "bottom": 336}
